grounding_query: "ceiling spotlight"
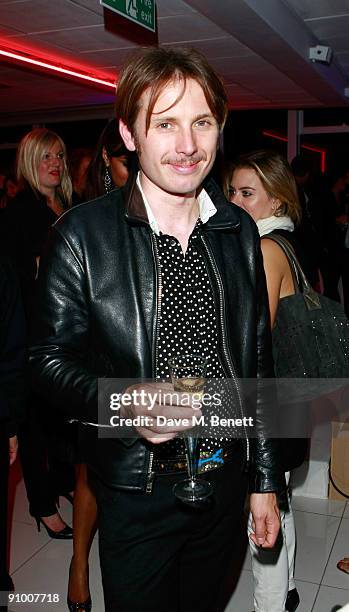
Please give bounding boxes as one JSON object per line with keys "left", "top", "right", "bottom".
{"left": 309, "top": 45, "right": 332, "bottom": 65}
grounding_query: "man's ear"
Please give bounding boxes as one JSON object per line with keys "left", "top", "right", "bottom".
{"left": 119, "top": 119, "right": 136, "bottom": 152}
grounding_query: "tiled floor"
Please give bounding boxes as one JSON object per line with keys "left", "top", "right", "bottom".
{"left": 7, "top": 468, "right": 349, "bottom": 611}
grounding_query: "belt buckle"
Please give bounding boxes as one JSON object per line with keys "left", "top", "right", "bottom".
{"left": 173, "top": 460, "right": 187, "bottom": 471}
{"left": 198, "top": 448, "right": 225, "bottom": 474}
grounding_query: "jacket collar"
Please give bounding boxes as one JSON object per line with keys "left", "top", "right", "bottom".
{"left": 135, "top": 172, "right": 218, "bottom": 236}
{"left": 202, "top": 176, "right": 241, "bottom": 231}
{"left": 124, "top": 172, "right": 241, "bottom": 233}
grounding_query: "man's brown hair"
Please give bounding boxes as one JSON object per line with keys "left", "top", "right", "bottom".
{"left": 115, "top": 47, "right": 228, "bottom": 135}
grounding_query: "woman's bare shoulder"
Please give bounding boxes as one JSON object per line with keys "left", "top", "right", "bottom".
{"left": 260, "top": 237, "right": 289, "bottom": 270}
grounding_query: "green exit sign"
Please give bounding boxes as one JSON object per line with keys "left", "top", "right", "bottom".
{"left": 101, "top": 0, "right": 156, "bottom": 32}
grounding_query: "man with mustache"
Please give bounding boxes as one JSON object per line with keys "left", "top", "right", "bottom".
{"left": 30, "top": 47, "right": 284, "bottom": 612}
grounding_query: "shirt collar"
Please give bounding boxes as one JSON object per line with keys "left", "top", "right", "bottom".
{"left": 136, "top": 172, "right": 217, "bottom": 236}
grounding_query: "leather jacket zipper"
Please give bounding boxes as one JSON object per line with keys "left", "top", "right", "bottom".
{"left": 151, "top": 232, "right": 163, "bottom": 379}
{"left": 145, "top": 449, "right": 155, "bottom": 494}
{"left": 146, "top": 232, "right": 163, "bottom": 493}
{"left": 199, "top": 234, "right": 250, "bottom": 465}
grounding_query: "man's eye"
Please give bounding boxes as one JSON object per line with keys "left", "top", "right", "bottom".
{"left": 158, "top": 122, "right": 171, "bottom": 129}
{"left": 196, "top": 120, "right": 210, "bottom": 127}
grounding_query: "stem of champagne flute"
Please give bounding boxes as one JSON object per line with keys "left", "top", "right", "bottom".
{"left": 184, "top": 436, "right": 199, "bottom": 482}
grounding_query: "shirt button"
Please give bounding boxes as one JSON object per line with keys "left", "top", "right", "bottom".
{"left": 170, "top": 240, "right": 176, "bottom": 246}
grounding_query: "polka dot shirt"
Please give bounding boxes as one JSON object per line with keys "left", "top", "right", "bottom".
{"left": 154, "top": 220, "right": 230, "bottom": 458}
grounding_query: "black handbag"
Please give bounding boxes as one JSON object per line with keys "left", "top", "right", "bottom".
{"left": 266, "top": 232, "right": 349, "bottom": 395}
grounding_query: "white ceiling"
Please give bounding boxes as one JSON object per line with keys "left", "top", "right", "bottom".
{"left": 0, "top": 0, "right": 348, "bottom": 126}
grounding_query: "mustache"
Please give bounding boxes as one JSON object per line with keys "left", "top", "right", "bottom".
{"left": 162, "top": 154, "right": 206, "bottom": 166}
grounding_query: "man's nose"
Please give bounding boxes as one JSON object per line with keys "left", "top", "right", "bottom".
{"left": 175, "top": 127, "right": 197, "bottom": 155}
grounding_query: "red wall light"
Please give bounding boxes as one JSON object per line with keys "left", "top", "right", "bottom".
{"left": 301, "top": 143, "right": 327, "bottom": 174}
{"left": 262, "top": 130, "right": 327, "bottom": 173}
{"left": 0, "top": 44, "right": 116, "bottom": 91}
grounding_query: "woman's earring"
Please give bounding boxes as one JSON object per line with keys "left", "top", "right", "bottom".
{"left": 104, "top": 166, "right": 113, "bottom": 193}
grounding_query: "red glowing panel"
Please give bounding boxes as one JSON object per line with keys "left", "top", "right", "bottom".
{"left": 263, "top": 130, "right": 288, "bottom": 143}
{"left": 262, "top": 130, "right": 326, "bottom": 173}
{"left": 0, "top": 45, "right": 116, "bottom": 90}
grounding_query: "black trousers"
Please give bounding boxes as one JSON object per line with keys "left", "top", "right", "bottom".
{"left": 0, "top": 429, "right": 10, "bottom": 611}
{"left": 91, "top": 458, "right": 247, "bottom": 612}
{"left": 18, "top": 394, "right": 75, "bottom": 517}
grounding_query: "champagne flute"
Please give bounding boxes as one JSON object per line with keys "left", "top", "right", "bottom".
{"left": 168, "top": 354, "right": 213, "bottom": 503}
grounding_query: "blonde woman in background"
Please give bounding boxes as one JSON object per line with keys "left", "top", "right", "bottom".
{"left": 12, "top": 128, "right": 72, "bottom": 293}
{"left": 10, "top": 128, "right": 74, "bottom": 540}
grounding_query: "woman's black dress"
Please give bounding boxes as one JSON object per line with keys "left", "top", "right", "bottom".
{"left": 7, "top": 187, "right": 75, "bottom": 517}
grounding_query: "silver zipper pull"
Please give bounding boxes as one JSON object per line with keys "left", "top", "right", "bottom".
{"left": 145, "top": 470, "right": 155, "bottom": 494}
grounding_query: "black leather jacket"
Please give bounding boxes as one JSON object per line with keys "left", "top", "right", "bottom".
{"left": 30, "top": 176, "right": 284, "bottom": 494}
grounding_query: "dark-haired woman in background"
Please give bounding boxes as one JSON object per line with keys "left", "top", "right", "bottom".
{"left": 84, "top": 118, "right": 131, "bottom": 201}
{"left": 68, "top": 119, "right": 134, "bottom": 612}
{"left": 10, "top": 128, "right": 74, "bottom": 539}
{"left": 69, "top": 148, "right": 92, "bottom": 206}
{"left": 0, "top": 174, "right": 19, "bottom": 260}
{"left": 225, "top": 150, "right": 309, "bottom": 612}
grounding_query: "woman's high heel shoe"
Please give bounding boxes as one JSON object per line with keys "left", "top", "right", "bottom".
{"left": 285, "top": 588, "right": 300, "bottom": 612}
{"left": 57, "top": 492, "right": 74, "bottom": 507}
{"left": 67, "top": 560, "right": 92, "bottom": 611}
{"left": 34, "top": 516, "right": 73, "bottom": 540}
{"left": 62, "top": 492, "right": 74, "bottom": 505}
{"left": 67, "top": 595, "right": 92, "bottom": 611}
{"left": 337, "top": 558, "right": 349, "bottom": 574}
